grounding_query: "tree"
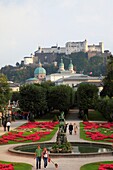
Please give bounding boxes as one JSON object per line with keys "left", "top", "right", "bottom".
{"left": 48, "top": 85, "right": 74, "bottom": 112}
{"left": 96, "top": 97, "right": 113, "bottom": 122}
{"left": 101, "top": 55, "right": 113, "bottom": 98}
{"left": 19, "top": 84, "right": 47, "bottom": 117}
{"left": 11, "top": 91, "right": 20, "bottom": 102}
{"left": 77, "top": 83, "right": 98, "bottom": 120}
{"left": 0, "top": 74, "right": 11, "bottom": 113}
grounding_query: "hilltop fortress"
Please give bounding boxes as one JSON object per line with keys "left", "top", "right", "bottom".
{"left": 24, "top": 39, "right": 110, "bottom": 65}
{"left": 36, "top": 39, "right": 104, "bottom": 54}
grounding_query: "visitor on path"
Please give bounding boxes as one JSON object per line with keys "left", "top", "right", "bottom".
{"left": 69, "top": 123, "right": 73, "bottom": 135}
{"left": 35, "top": 145, "right": 42, "bottom": 169}
{"left": 64, "top": 123, "right": 68, "bottom": 133}
{"left": 3, "top": 120, "right": 7, "bottom": 131}
{"left": 6, "top": 121, "right": 11, "bottom": 132}
{"left": 42, "top": 147, "right": 49, "bottom": 169}
{"left": 73, "top": 123, "right": 78, "bottom": 135}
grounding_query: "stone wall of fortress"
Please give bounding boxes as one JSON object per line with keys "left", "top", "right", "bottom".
{"left": 35, "top": 40, "right": 104, "bottom": 55}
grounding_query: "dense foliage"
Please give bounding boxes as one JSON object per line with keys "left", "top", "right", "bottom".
{"left": 101, "top": 55, "right": 113, "bottom": 98}
{"left": 19, "top": 84, "right": 47, "bottom": 117}
{"left": 77, "top": 83, "right": 99, "bottom": 120}
{"left": 19, "top": 84, "right": 74, "bottom": 118}
{"left": 48, "top": 85, "right": 74, "bottom": 112}
{"left": 0, "top": 74, "right": 11, "bottom": 112}
{"left": 96, "top": 97, "right": 113, "bottom": 122}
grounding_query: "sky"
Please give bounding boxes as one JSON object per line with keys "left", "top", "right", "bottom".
{"left": 0, "top": 0, "right": 113, "bottom": 68}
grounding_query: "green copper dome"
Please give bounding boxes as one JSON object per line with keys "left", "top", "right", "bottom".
{"left": 34, "top": 67, "right": 46, "bottom": 75}
{"left": 68, "top": 60, "right": 73, "bottom": 69}
{"left": 59, "top": 58, "right": 64, "bottom": 67}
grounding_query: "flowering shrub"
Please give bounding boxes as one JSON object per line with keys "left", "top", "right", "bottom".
{"left": 99, "top": 164, "right": 113, "bottom": 170}
{"left": 0, "top": 121, "right": 58, "bottom": 144}
{"left": 83, "top": 122, "right": 113, "bottom": 142}
{"left": 0, "top": 163, "right": 14, "bottom": 170}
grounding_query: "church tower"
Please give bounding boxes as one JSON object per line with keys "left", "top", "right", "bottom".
{"left": 58, "top": 58, "right": 65, "bottom": 72}
{"left": 68, "top": 59, "right": 74, "bottom": 73}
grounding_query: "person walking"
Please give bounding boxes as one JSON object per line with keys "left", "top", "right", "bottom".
{"left": 35, "top": 145, "right": 42, "bottom": 169}
{"left": 3, "top": 119, "right": 7, "bottom": 131}
{"left": 69, "top": 123, "right": 73, "bottom": 135}
{"left": 64, "top": 123, "right": 68, "bottom": 133}
{"left": 6, "top": 121, "right": 11, "bottom": 132}
{"left": 42, "top": 147, "right": 49, "bottom": 169}
{"left": 73, "top": 123, "right": 78, "bottom": 135}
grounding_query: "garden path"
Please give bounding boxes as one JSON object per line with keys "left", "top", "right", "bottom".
{"left": 0, "top": 111, "right": 113, "bottom": 170}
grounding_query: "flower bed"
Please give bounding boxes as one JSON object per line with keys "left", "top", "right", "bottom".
{"left": 0, "top": 163, "right": 14, "bottom": 170}
{"left": 0, "top": 121, "right": 58, "bottom": 144}
{"left": 99, "top": 164, "right": 113, "bottom": 170}
{"left": 82, "top": 121, "right": 113, "bottom": 142}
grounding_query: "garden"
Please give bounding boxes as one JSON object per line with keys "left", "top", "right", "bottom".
{"left": 80, "top": 161, "right": 113, "bottom": 170}
{"left": 0, "top": 121, "right": 59, "bottom": 145}
{"left": 80, "top": 121, "right": 113, "bottom": 143}
{"left": 0, "top": 161, "right": 32, "bottom": 170}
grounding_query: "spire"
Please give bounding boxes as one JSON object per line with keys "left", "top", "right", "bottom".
{"left": 38, "top": 59, "right": 42, "bottom": 67}
{"left": 58, "top": 58, "right": 65, "bottom": 72}
{"left": 68, "top": 59, "right": 74, "bottom": 72}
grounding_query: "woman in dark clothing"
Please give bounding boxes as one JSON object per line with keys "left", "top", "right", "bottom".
{"left": 69, "top": 123, "right": 73, "bottom": 135}
{"left": 3, "top": 120, "right": 7, "bottom": 131}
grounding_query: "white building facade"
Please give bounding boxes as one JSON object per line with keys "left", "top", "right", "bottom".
{"left": 36, "top": 39, "right": 104, "bottom": 55}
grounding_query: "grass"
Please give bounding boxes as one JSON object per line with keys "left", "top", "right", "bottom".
{"left": 80, "top": 161, "right": 113, "bottom": 170}
{"left": 80, "top": 122, "right": 87, "bottom": 140}
{"left": 88, "top": 110, "right": 106, "bottom": 121}
{"left": 0, "top": 161, "right": 32, "bottom": 170}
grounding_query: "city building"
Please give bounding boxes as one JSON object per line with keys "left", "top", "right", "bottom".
{"left": 46, "top": 59, "right": 103, "bottom": 93}
{"left": 8, "top": 81, "right": 20, "bottom": 92}
{"left": 26, "top": 61, "right": 46, "bottom": 84}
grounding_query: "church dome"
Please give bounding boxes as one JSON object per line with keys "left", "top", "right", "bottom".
{"left": 34, "top": 67, "right": 46, "bottom": 75}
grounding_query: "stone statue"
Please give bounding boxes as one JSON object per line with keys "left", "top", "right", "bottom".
{"left": 58, "top": 111, "right": 65, "bottom": 133}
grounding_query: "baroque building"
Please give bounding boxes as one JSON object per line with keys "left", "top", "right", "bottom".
{"left": 26, "top": 61, "right": 46, "bottom": 84}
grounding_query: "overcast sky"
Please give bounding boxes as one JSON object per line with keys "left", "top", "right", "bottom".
{"left": 0, "top": 0, "right": 113, "bottom": 68}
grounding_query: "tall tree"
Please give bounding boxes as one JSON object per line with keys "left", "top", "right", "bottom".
{"left": 101, "top": 55, "right": 113, "bottom": 98}
{"left": 96, "top": 97, "right": 113, "bottom": 122}
{"left": 19, "top": 84, "right": 47, "bottom": 117}
{"left": 77, "top": 83, "right": 98, "bottom": 119}
{"left": 0, "top": 74, "right": 11, "bottom": 113}
{"left": 48, "top": 85, "right": 74, "bottom": 112}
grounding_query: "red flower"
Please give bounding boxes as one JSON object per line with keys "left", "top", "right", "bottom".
{"left": 0, "top": 121, "right": 58, "bottom": 144}
{"left": 99, "top": 163, "right": 113, "bottom": 170}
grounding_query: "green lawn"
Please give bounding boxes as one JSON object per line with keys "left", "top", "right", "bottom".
{"left": 80, "top": 161, "right": 113, "bottom": 170}
{"left": 88, "top": 110, "right": 106, "bottom": 121}
{"left": 0, "top": 161, "right": 32, "bottom": 170}
{"left": 80, "top": 122, "right": 87, "bottom": 140}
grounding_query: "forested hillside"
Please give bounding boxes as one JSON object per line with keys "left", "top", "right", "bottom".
{"left": 0, "top": 52, "right": 106, "bottom": 83}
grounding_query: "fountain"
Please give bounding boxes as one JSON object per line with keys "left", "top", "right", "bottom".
{"left": 50, "top": 111, "right": 72, "bottom": 153}
{"left": 8, "top": 112, "right": 113, "bottom": 157}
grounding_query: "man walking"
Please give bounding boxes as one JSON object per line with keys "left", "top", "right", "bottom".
{"left": 35, "top": 145, "right": 42, "bottom": 169}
